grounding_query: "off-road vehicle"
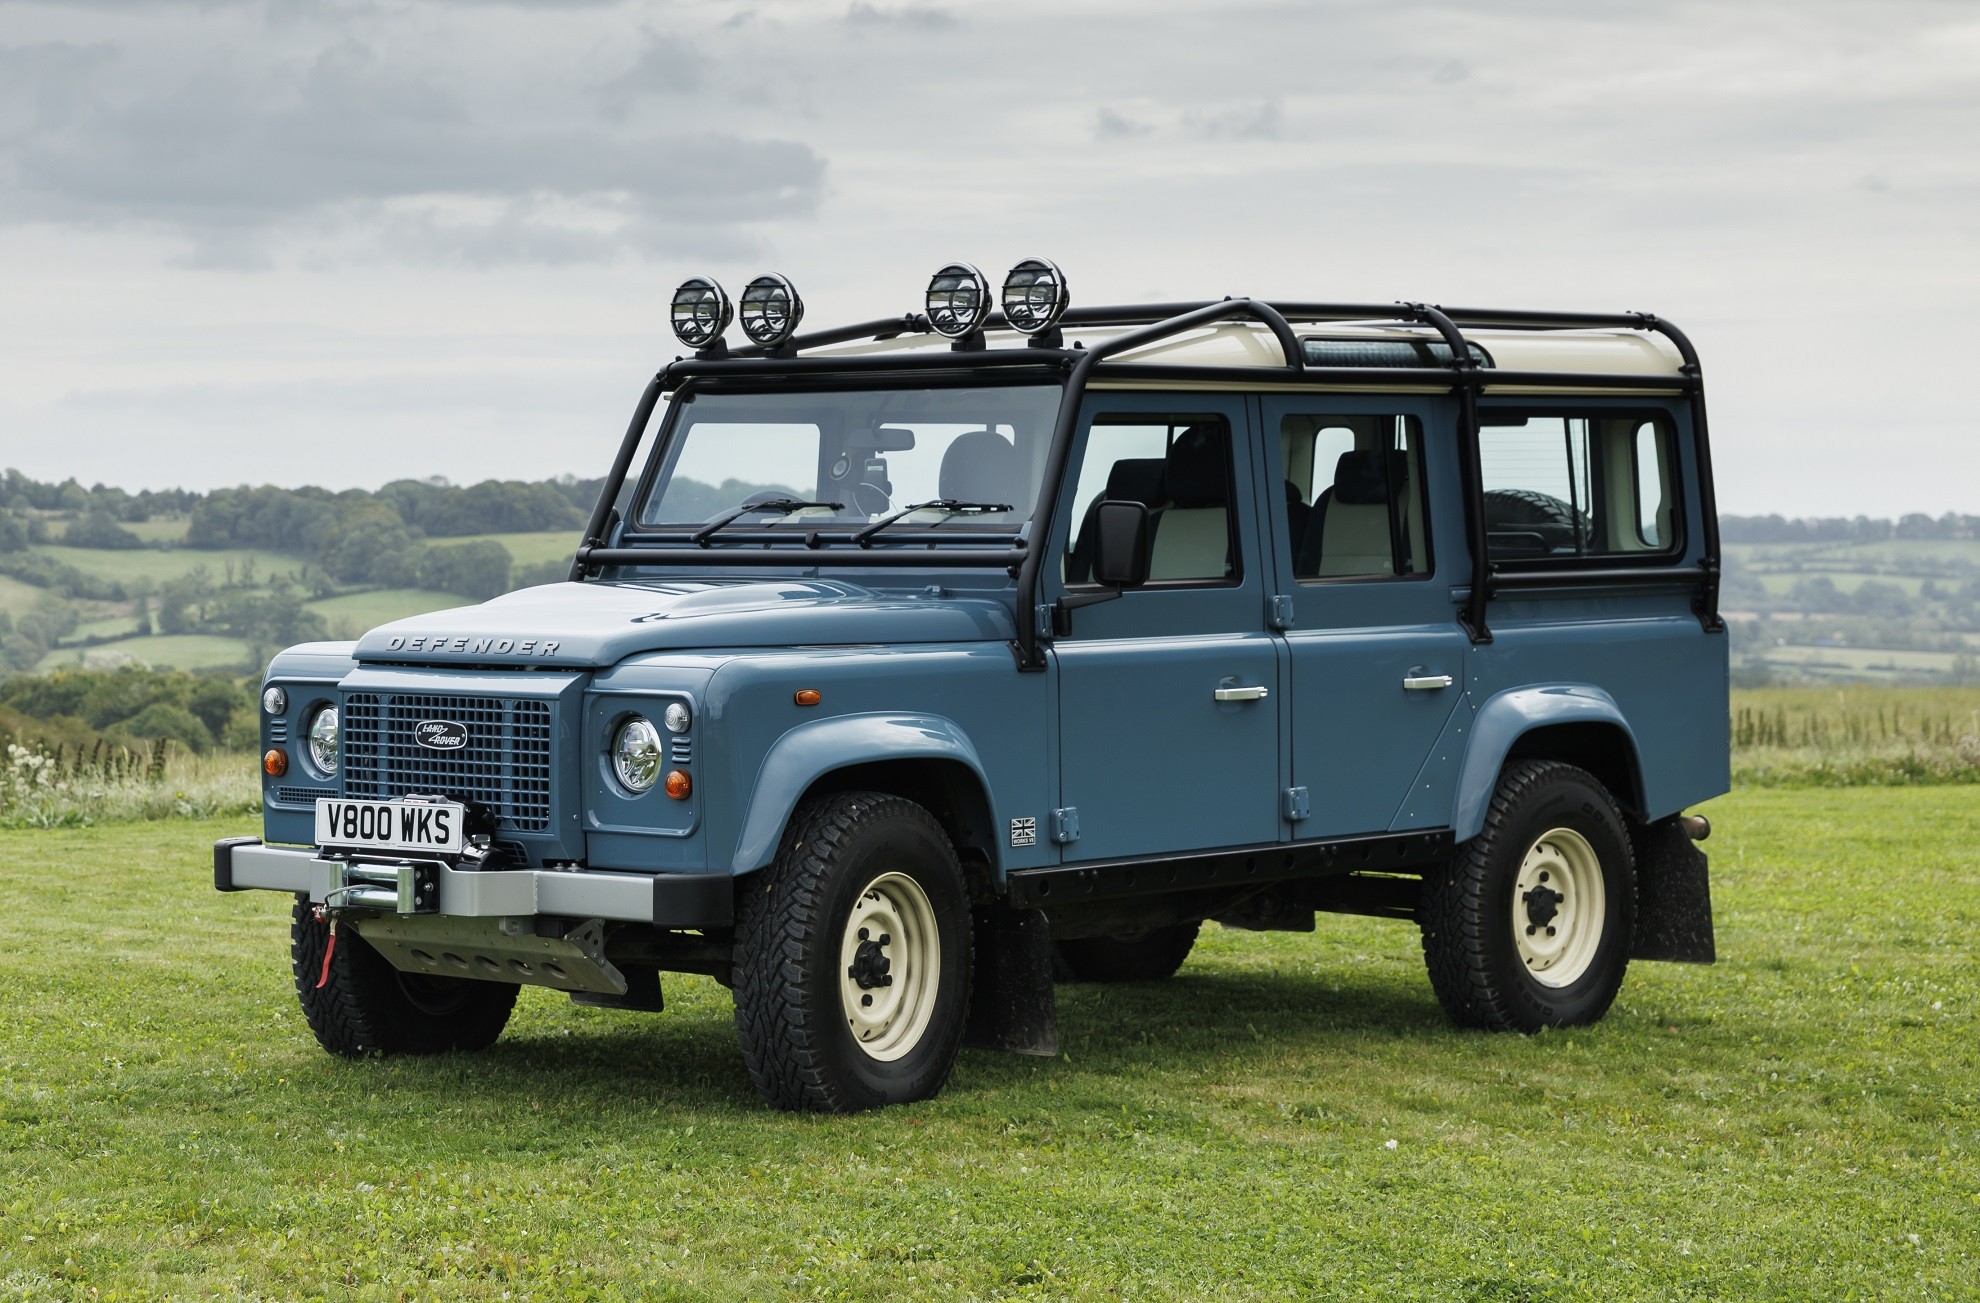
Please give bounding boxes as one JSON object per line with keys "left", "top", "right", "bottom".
{"left": 216, "top": 262, "right": 1724, "bottom": 1111}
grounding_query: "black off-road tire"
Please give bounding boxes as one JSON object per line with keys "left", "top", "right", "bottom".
{"left": 1054, "top": 922, "right": 1200, "bottom": 983}
{"left": 291, "top": 897, "right": 517, "bottom": 1057}
{"left": 1418, "top": 761, "right": 1636, "bottom": 1032}
{"left": 732, "top": 792, "right": 973, "bottom": 1113}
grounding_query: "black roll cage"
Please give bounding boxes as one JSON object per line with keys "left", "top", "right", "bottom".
{"left": 570, "top": 299, "right": 1723, "bottom": 668}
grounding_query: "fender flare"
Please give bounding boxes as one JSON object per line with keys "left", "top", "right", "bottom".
{"left": 1452, "top": 685, "right": 1642, "bottom": 842}
{"left": 730, "top": 712, "right": 993, "bottom": 873}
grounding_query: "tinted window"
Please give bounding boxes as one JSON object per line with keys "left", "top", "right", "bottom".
{"left": 1281, "top": 413, "right": 1429, "bottom": 579}
{"left": 1064, "top": 414, "right": 1237, "bottom": 584}
{"left": 1478, "top": 412, "right": 1679, "bottom": 561}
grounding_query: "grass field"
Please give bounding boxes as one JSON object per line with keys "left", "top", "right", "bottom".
{"left": 2, "top": 788, "right": 1974, "bottom": 1299}
{"left": 119, "top": 518, "right": 192, "bottom": 545}
{"left": 452, "top": 531, "right": 581, "bottom": 568}
{"left": 33, "top": 633, "right": 251, "bottom": 673}
{"left": 0, "top": 573, "right": 49, "bottom": 618}
{"left": 31, "top": 544, "right": 306, "bottom": 587}
{"left": 306, "top": 588, "right": 470, "bottom": 639}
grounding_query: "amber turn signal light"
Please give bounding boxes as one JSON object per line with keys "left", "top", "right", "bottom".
{"left": 794, "top": 689, "right": 822, "bottom": 707}
{"left": 263, "top": 748, "right": 288, "bottom": 777}
{"left": 664, "top": 769, "right": 692, "bottom": 799}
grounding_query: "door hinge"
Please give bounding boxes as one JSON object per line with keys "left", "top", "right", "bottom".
{"left": 1283, "top": 786, "right": 1310, "bottom": 822}
{"left": 1050, "top": 807, "right": 1080, "bottom": 844}
{"left": 1034, "top": 604, "right": 1057, "bottom": 640}
{"left": 1268, "top": 594, "right": 1295, "bottom": 630}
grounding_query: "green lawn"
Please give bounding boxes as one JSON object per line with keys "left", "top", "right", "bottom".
{"left": 306, "top": 588, "right": 470, "bottom": 639}
{"left": 121, "top": 517, "right": 192, "bottom": 545}
{"left": 34, "top": 632, "right": 251, "bottom": 672}
{"left": 0, "top": 572, "right": 49, "bottom": 617}
{"left": 2, "top": 788, "right": 1975, "bottom": 1299}
{"left": 32, "top": 544, "right": 306, "bottom": 586}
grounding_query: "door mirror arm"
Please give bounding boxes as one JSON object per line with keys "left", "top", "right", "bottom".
{"left": 1053, "top": 499, "right": 1151, "bottom": 637}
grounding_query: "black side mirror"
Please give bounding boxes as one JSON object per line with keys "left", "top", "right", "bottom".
{"left": 1090, "top": 499, "right": 1151, "bottom": 588}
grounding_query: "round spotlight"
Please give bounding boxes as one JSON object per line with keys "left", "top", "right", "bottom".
{"left": 670, "top": 277, "right": 732, "bottom": 349}
{"left": 738, "top": 274, "right": 804, "bottom": 347}
{"left": 925, "top": 263, "right": 990, "bottom": 338}
{"left": 1001, "top": 258, "right": 1069, "bottom": 335}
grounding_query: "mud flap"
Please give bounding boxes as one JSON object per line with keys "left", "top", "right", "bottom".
{"left": 964, "top": 906, "right": 1060, "bottom": 1056}
{"left": 1630, "top": 816, "right": 1716, "bottom": 964}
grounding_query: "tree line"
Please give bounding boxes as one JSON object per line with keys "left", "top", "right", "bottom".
{"left": 1720, "top": 513, "right": 1980, "bottom": 544}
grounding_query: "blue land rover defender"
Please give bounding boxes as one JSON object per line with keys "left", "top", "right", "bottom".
{"left": 215, "top": 263, "right": 1725, "bottom": 1112}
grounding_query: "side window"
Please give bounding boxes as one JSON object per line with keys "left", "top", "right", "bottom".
{"left": 1064, "top": 415, "right": 1238, "bottom": 585}
{"left": 1478, "top": 411, "right": 1680, "bottom": 561}
{"left": 1282, "top": 413, "right": 1429, "bottom": 580}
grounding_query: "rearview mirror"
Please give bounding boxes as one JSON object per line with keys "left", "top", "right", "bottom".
{"left": 1090, "top": 499, "right": 1150, "bottom": 588}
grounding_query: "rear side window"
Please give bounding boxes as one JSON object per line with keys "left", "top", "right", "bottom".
{"left": 1477, "top": 411, "right": 1680, "bottom": 562}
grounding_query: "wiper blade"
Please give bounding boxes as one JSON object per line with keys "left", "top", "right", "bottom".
{"left": 852, "top": 499, "right": 1015, "bottom": 547}
{"left": 690, "top": 497, "right": 843, "bottom": 546}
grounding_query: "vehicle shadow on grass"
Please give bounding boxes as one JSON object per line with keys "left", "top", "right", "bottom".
{"left": 397, "top": 963, "right": 1457, "bottom": 1114}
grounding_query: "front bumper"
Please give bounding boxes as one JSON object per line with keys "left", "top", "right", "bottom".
{"left": 212, "top": 838, "right": 732, "bottom": 928}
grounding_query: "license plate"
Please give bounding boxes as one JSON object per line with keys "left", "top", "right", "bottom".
{"left": 315, "top": 798, "right": 465, "bottom": 855}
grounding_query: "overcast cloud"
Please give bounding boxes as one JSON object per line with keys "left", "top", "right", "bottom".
{"left": 0, "top": 0, "right": 1975, "bottom": 515}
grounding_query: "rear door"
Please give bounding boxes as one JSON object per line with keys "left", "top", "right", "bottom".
{"left": 1048, "top": 393, "right": 1283, "bottom": 861}
{"left": 1260, "top": 393, "right": 1469, "bottom": 835}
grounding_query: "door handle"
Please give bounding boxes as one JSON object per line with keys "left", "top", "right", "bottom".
{"left": 1402, "top": 674, "right": 1454, "bottom": 691}
{"left": 1214, "top": 686, "right": 1270, "bottom": 702}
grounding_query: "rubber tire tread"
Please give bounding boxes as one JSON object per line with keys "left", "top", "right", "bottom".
{"left": 1418, "top": 760, "right": 1634, "bottom": 1032}
{"left": 290, "top": 897, "right": 517, "bottom": 1057}
{"left": 1054, "top": 922, "right": 1201, "bottom": 983}
{"left": 732, "top": 792, "right": 971, "bottom": 1113}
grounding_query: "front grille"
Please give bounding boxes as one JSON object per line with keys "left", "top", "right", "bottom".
{"left": 342, "top": 692, "right": 554, "bottom": 832}
{"left": 274, "top": 785, "right": 329, "bottom": 806}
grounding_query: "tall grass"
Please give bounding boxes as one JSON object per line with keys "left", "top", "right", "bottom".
{"left": 1730, "top": 685, "right": 1980, "bottom": 787}
{"left": 0, "top": 740, "right": 260, "bottom": 829}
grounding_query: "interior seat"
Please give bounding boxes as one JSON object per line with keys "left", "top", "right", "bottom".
{"left": 1147, "top": 425, "right": 1232, "bottom": 581}
{"left": 938, "top": 429, "right": 1023, "bottom": 510}
{"left": 1066, "top": 456, "right": 1167, "bottom": 583}
{"left": 1297, "top": 449, "right": 1406, "bottom": 578}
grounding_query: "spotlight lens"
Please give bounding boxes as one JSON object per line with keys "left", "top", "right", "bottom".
{"left": 670, "top": 277, "right": 732, "bottom": 348}
{"left": 925, "top": 262, "right": 990, "bottom": 338}
{"left": 738, "top": 274, "right": 804, "bottom": 346}
{"left": 1001, "top": 258, "right": 1069, "bottom": 335}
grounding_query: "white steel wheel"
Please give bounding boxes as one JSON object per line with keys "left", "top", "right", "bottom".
{"left": 1512, "top": 826, "right": 1608, "bottom": 988}
{"left": 838, "top": 870, "right": 942, "bottom": 1062}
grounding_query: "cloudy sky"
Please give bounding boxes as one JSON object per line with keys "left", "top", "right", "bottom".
{"left": 1, "top": 0, "right": 1974, "bottom": 516}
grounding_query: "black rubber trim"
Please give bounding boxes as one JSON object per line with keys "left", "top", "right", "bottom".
{"left": 652, "top": 871, "right": 735, "bottom": 928}
{"left": 213, "top": 836, "right": 261, "bottom": 892}
{"left": 1005, "top": 828, "right": 1454, "bottom": 909}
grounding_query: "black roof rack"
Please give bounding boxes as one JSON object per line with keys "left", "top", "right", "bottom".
{"left": 574, "top": 299, "right": 1720, "bottom": 664}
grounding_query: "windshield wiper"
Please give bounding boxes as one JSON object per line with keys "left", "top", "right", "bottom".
{"left": 852, "top": 499, "right": 1015, "bottom": 547}
{"left": 690, "top": 497, "right": 843, "bottom": 546}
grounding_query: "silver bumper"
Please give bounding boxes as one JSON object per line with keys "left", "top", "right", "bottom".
{"left": 212, "top": 838, "right": 732, "bottom": 928}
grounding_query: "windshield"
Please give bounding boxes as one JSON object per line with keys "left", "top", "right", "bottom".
{"left": 635, "top": 385, "right": 1061, "bottom": 530}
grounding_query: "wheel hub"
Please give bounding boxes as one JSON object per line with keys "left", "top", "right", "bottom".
{"left": 1511, "top": 827, "right": 1607, "bottom": 989}
{"left": 837, "top": 872, "right": 941, "bottom": 1062}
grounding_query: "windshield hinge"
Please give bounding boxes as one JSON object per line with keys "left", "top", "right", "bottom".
{"left": 1268, "top": 594, "right": 1295, "bottom": 630}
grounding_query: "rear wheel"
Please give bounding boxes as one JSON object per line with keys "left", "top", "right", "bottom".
{"left": 1054, "top": 922, "right": 1200, "bottom": 983}
{"left": 1418, "top": 761, "right": 1635, "bottom": 1031}
{"left": 291, "top": 898, "right": 516, "bottom": 1057}
{"left": 733, "top": 792, "right": 973, "bottom": 1112}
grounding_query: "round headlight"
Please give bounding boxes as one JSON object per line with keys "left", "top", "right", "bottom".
{"left": 307, "top": 706, "right": 339, "bottom": 775}
{"left": 1001, "top": 258, "right": 1069, "bottom": 335}
{"left": 738, "top": 274, "right": 804, "bottom": 347}
{"left": 663, "top": 701, "right": 692, "bottom": 734}
{"left": 925, "top": 262, "right": 990, "bottom": 338}
{"left": 613, "top": 717, "right": 664, "bottom": 793}
{"left": 262, "top": 685, "right": 288, "bottom": 716}
{"left": 671, "top": 276, "right": 732, "bottom": 349}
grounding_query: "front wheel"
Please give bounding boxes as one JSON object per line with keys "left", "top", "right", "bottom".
{"left": 1418, "top": 760, "right": 1636, "bottom": 1032}
{"left": 291, "top": 898, "right": 517, "bottom": 1057}
{"left": 733, "top": 792, "right": 973, "bottom": 1112}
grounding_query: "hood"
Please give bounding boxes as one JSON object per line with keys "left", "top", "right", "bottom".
{"left": 351, "top": 579, "right": 1017, "bottom": 668}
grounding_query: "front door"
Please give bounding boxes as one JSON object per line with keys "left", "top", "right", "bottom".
{"left": 1048, "top": 393, "right": 1283, "bottom": 862}
{"left": 1260, "top": 394, "right": 1469, "bottom": 836}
